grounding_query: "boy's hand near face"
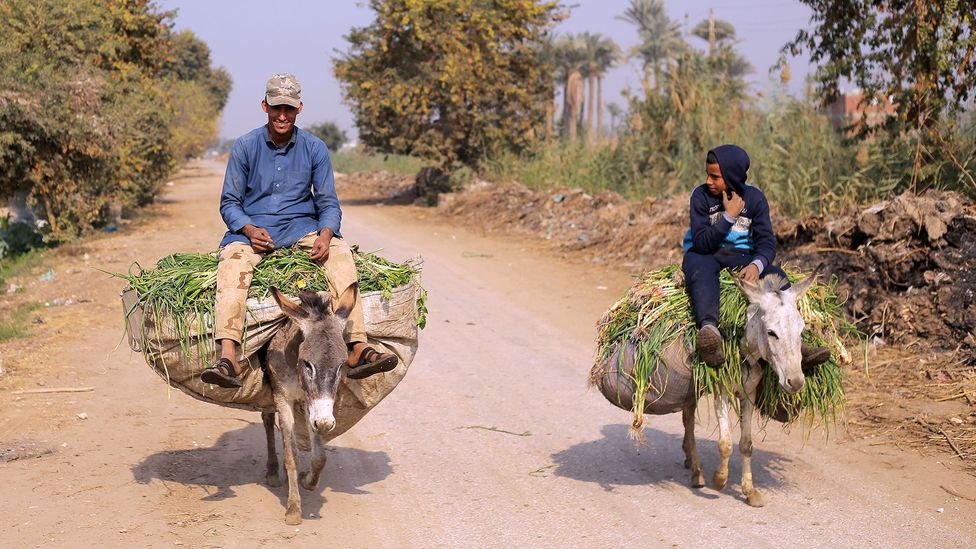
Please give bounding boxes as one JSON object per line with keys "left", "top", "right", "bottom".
{"left": 739, "top": 263, "right": 760, "bottom": 282}
{"left": 723, "top": 191, "right": 745, "bottom": 218}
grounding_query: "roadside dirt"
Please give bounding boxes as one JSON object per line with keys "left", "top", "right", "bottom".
{"left": 350, "top": 172, "right": 976, "bottom": 472}
{"left": 1, "top": 162, "right": 975, "bottom": 548}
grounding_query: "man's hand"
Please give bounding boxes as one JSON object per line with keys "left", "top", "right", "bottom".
{"left": 723, "top": 191, "right": 745, "bottom": 218}
{"left": 309, "top": 229, "right": 333, "bottom": 261}
{"left": 739, "top": 263, "right": 760, "bottom": 283}
{"left": 242, "top": 224, "right": 274, "bottom": 253}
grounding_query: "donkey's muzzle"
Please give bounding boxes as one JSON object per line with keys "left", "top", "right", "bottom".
{"left": 784, "top": 375, "right": 805, "bottom": 394}
{"left": 313, "top": 417, "right": 336, "bottom": 433}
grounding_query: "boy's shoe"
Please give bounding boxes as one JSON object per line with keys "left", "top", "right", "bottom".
{"left": 801, "top": 344, "right": 831, "bottom": 374}
{"left": 696, "top": 324, "right": 725, "bottom": 368}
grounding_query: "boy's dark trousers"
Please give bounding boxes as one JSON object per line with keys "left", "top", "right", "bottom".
{"left": 682, "top": 248, "right": 788, "bottom": 328}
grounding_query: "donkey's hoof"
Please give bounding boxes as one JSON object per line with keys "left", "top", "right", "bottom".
{"left": 266, "top": 473, "right": 281, "bottom": 487}
{"left": 691, "top": 472, "right": 705, "bottom": 488}
{"left": 299, "top": 471, "right": 318, "bottom": 491}
{"left": 712, "top": 471, "right": 728, "bottom": 491}
{"left": 285, "top": 504, "right": 302, "bottom": 525}
{"left": 746, "top": 490, "right": 765, "bottom": 508}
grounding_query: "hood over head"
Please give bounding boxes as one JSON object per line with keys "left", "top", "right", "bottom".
{"left": 709, "top": 144, "right": 750, "bottom": 196}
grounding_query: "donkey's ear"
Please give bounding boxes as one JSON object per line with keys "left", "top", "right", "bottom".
{"left": 734, "top": 276, "right": 763, "bottom": 303}
{"left": 789, "top": 266, "right": 822, "bottom": 300}
{"left": 334, "top": 282, "right": 358, "bottom": 321}
{"left": 271, "top": 287, "right": 309, "bottom": 320}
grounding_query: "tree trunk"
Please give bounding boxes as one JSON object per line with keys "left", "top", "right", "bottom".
{"left": 597, "top": 76, "right": 604, "bottom": 145}
{"left": 564, "top": 71, "right": 583, "bottom": 143}
{"left": 641, "top": 65, "right": 651, "bottom": 97}
{"left": 586, "top": 66, "right": 596, "bottom": 147}
{"left": 545, "top": 101, "right": 554, "bottom": 140}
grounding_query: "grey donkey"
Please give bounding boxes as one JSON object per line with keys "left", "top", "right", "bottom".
{"left": 261, "top": 283, "right": 357, "bottom": 525}
{"left": 592, "top": 271, "right": 819, "bottom": 507}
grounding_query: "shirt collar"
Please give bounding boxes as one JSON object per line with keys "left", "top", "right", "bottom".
{"left": 265, "top": 125, "right": 299, "bottom": 150}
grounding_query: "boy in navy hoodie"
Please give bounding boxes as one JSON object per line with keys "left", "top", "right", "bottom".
{"left": 682, "top": 144, "right": 829, "bottom": 369}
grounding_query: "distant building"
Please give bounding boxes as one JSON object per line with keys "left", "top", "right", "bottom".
{"left": 825, "top": 88, "right": 897, "bottom": 131}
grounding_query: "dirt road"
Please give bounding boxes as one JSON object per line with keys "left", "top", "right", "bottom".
{"left": 1, "top": 161, "right": 974, "bottom": 548}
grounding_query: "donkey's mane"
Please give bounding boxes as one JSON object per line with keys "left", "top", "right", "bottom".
{"left": 298, "top": 291, "right": 331, "bottom": 318}
{"left": 759, "top": 274, "right": 790, "bottom": 293}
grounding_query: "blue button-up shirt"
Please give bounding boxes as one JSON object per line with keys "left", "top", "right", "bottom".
{"left": 219, "top": 125, "right": 341, "bottom": 249}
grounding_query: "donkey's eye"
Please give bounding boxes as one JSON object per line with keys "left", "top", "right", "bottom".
{"left": 302, "top": 360, "right": 315, "bottom": 375}
{"left": 767, "top": 330, "right": 778, "bottom": 339}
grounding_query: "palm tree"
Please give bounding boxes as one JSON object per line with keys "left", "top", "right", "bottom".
{"left": 606, "top": 102, "right": 623, "bottom": 138}
{"left": 618, "top": 0, "right": 687, "bottom": 95}
{"left": 594, "top": 36, "right": 621, "bottom": 143}
{"left": 690, "top": 18, "right": 738, "bottom": 54}
{"left": 578, "top": 32, "right": 601, "bottom": 145}
{"left": 577, "top": 33, "right": 621, "bottom": 145}
{"left": 689, "top": 19, "right": 754, "bottom": 81}
{"left": 553, "top": 34, "right": 587, "bottom": 143}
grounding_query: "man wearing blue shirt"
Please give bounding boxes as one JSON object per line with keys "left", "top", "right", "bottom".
{"left": 201, "top": 73, "right": 397, "bottom": 388}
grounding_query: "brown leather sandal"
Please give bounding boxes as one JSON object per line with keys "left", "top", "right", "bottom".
{"left": 200, "top": 357, "right": 243, "bottom": 388}
{"left": 347, "top": 347, "right": 398, "bottom": 380}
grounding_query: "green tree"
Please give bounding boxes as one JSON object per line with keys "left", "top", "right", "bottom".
{"left": 618, "top": 0, "right": 687, "bottom": 95}
{"left": 160, "top": 29, "right": 233, "bottom": 111}
{"left": 552, "top": 34, "right": 587, "bottom": 142}
{"left": 783, "top": 0, "right": 976, "bottom": 189}
{"left": 784, "top": 1, "right": 976, "bottom": 132}
{"left": 158, "top": 29, "right": 233, "bottom": 161}
{"left": 0, "top": 0, "right": 229, "bottom": 238}
{"left": 334, "top": 0, "right": 566, "bottom": 171}
{"left": 305, "top": 121, "right": 348, "bottom": 152}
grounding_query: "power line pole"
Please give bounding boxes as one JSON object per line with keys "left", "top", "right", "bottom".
{"left": 708, "top": 9, "right": 715, "bottom": 56}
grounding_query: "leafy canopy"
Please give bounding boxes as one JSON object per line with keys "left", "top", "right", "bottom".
{"left": 784, "top": 0, "right": 976, "bottom": 131}
{"left": 305, "top": 121, "right": 348, "bottom": 152}
{"left": 334, "top": 0, "right": 565, "bottom": 170}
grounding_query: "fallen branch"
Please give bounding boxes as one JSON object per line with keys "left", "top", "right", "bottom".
{"left": 458, "top": 425, "right": 531, "bottom": 437}
{"left": 12, "top": 387, "right": 94, "bottom": 395}
{"left": 940, "top": 428, "right": 966, "bottom": 460}
{"left": 812, "top": 247, "right": 861, "bottom": 256}
{"left": 172, "top": 417, "right": 255, "bottom": 424}
{"left": 940, "top": 485, "right": 976, "bottom": 502}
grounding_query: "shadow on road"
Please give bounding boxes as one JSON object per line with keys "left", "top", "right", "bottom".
{"left": 550, "top": 424, "right": 794, "bottom": 499}
{"left": 131, "top": 422, "right": 392, "bottom": 516}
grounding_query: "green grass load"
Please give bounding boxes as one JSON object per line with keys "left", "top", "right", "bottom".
{"left": 594, "top": 264, "right": 858, "bottom": 433}
{"left": 110, "top": 246, "right": 426, "bottom": 363}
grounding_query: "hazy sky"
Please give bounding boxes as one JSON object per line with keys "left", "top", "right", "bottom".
{"left": 160, "top": 0, "right": 814, "bottom": 141}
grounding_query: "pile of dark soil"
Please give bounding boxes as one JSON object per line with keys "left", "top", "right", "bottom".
{"left": 779, "top": 190, "right": 976, "bottom": 352}
{"left": 437, "top": 180, "right": 689, "bottom": 269}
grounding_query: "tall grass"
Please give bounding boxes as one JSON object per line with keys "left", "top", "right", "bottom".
{"left": 0, "top": 302, "right": 42, "bottom": 342}
{"left": 0, "top": 249, "right": 44, "bottom": 287}
{"left": 484, "top": 52, "right": 976, "bottom": 217}
{"left": 332, "top": 148, "right": 426, "bottom": 176}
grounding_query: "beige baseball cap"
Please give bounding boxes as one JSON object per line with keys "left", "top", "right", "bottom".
{"left": 265, "top": 73, "right": 302, "bottom": 107}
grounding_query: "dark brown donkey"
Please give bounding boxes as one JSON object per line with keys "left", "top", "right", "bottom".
{"left": 261, "top": 284, "right": 357, "bottom": 525}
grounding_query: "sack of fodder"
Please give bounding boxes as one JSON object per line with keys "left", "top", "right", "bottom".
{"left": 589, "top": 264, "right": 856, "bottom": 437}
{"left": 115, "top": 247, "right": 426, "bottom": 440}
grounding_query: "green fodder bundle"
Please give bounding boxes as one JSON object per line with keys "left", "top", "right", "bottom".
{"left": 111, "top": 247, "right": 424, "bottom": 361}
{"left": 593, "top": 264, "right": 857, "bottom": 434}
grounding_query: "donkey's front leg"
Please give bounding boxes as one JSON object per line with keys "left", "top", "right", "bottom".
{"left": 261, "top": 411, "right": 281, "bottom": 487}
{"left": 299, "top": 435, "right": 328, "bottom": 491}
{"left": 713, "top": 394, "right": 733, "bottom": 491}
{"left": 681, "top": 403, "right": 705, "bottom": 488}
{"left": 739, "top": 377, "right": 765, "bottom": 507}
{"left": 275, "top": 398, "right": 303, "bottom": 525}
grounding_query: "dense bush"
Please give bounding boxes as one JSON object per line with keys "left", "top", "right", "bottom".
{"left": 0, "top": 0, "right": 231, "bottom": 241}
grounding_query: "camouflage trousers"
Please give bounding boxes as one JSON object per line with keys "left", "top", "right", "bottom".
{"left": 214, "top": 233, "right": 367, "bottom": 345}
